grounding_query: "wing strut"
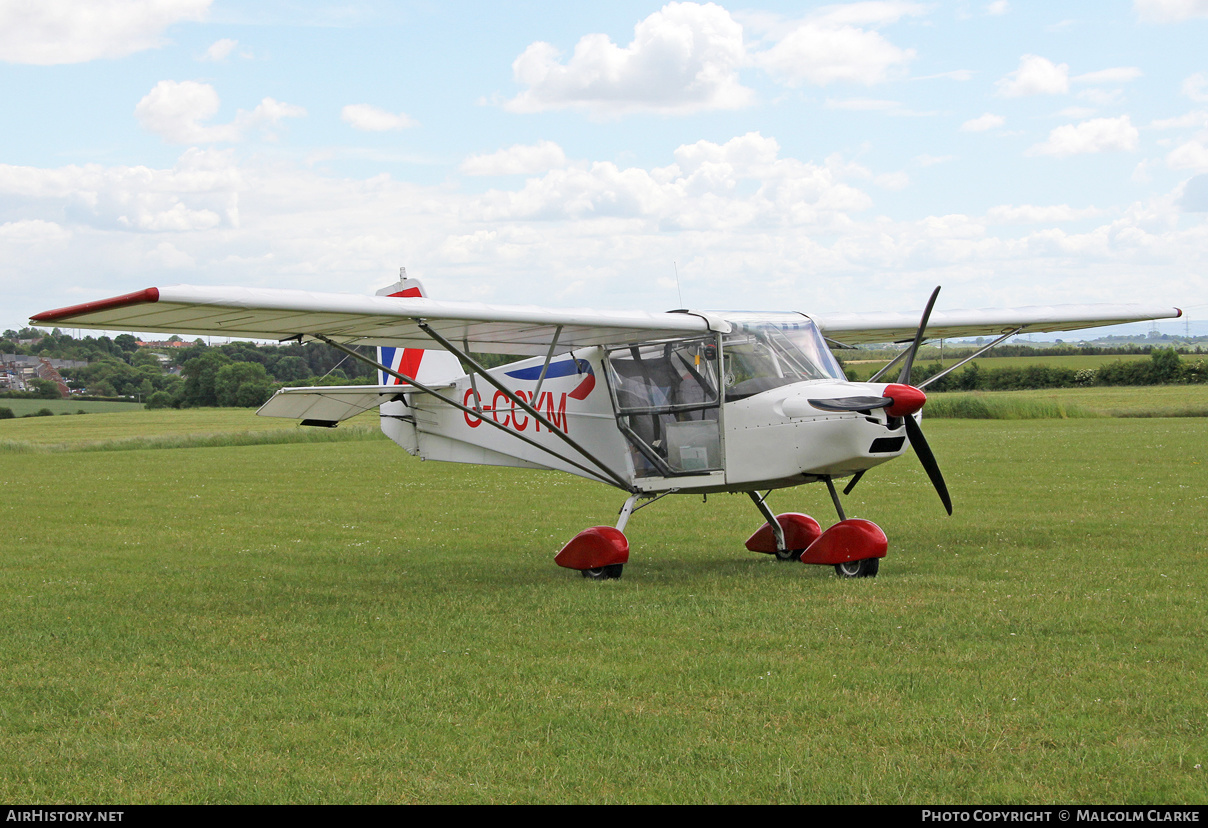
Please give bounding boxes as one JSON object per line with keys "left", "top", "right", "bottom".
{"left": 312, "top": 334, "right": 636, "bottom": 493}
{"left": 532, "top": 325, "right": 563, "bottom": 401}
{"left": 916, "top": 328, "right": 1022, "bottom": 389}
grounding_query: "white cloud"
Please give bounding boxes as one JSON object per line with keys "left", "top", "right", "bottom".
{"left": 466, "top": 132, "right": 873, "bottom": 230}
{"left": 1073, "top": 67, "right": 1143, "bottom": 84}
{"left": 986, "top": 204, "right": 1105, "bottom": 224}
{"left": 0, "top": 219, "right": 71, "bottom": 244}
{"left": 875, "top": 171, "right": 910, "bottom": 190}
{"left": 461, "top": 142, "right": 567, "bottom": 176}
{"left": 1135, "top": 0, "right": 1208, "bottom": 22}
{"left": 1149, "top": 110, "right": 1208, "bottom": 130}
{"left": 5, "top": 140, "right": 1201, "bottom": 324}
{"left": 135, "top": 80, "right": 305, "bottom": 144}
{"left": 961, "top": 113, "right": 1005, "bottom": 132}
{"left": 986, "top": 1, "right": 1010, "bottom": 15}
{"left": 753, "top": 4, "right": 923, "bottom": 87}
{"left": 1167, "top": 140, "right": 1208, "bottom": 171}
{"left": 804, "top": 2, "right": 929, "bottom": 27}
{"left": 1183, "top": 73, "right": 1208, "bottom": 103}
{"left": 1028, "top": 116, "right": 1140, "bottom": 157}
{"left": 1077, "top": 88, "right": 1126, "bottom": 107}
{"left": 202, "top": 38, "right": 237, "bottom": 61}
{"left": 506, "top": 2, "right": 751, "bottom": 116}
{"left": 0, "top": 0, "right": 209, "bottom": 65}
{"left": 340, "top": 104, "right": 416, "bottom": 132}
{"left": 995, "top": 55, "right": 1069, "bottom": 97}
{"left": 0, "top": 148, "right": 242, "bottom": 233}
{"left": 1180, "top": 174, "right": 1208, "bottom": 211}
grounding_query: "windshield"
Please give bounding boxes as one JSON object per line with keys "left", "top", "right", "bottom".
{"left": 721, "top": 318, "right": 845, "bottom": 400}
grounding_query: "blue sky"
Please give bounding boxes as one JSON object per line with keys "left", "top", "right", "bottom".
{"left": 3, "top": 0, "right": 1206, "bottom": 334}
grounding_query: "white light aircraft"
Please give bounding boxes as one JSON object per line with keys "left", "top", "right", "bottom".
{"left": 32, "top": 274, "right": 1182, "bottom": 580}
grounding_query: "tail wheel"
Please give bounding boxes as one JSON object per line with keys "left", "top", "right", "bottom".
{"left": 582, "top": 564, "right": 624, "bottom": 580}
{"left": 834, "top": 558, "right": 879, "bottom": 578}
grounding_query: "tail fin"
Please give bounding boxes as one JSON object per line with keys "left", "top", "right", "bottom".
{"left": 375, "top": 271, "right": 463, "bottom": 386}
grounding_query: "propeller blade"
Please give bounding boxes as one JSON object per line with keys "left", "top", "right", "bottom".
{"left": 903, "top": 414, "right": 952, "bottom": 516}
{"left": 898, "top": 286, "right": 942, "bottom": 386}
{"left": 809, "top": 395, "right": 892, "bottom": 413}
{"left": 843, "top": 470, "right": 866, "bottom": 495}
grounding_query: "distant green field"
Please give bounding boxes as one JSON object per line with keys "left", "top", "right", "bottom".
{"left": 845, "top": 352, "right": 1159, "bottom": 381}
{"left": 930, "top": 384, "right": 1208, "bottom": 418}
{"left": 0, "top": 407, "right": 380, "bottom": 453}
{"left": 1, "top": 407, "right": 1205, "bottom": 803}
{"left": 0, "top": 398, "right": 144, "bottom": 416}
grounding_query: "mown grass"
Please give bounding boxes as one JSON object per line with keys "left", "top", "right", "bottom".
{"left": 0, "top": 399, "right": 145, "bottom": 416}
{"left": 1, "top": 406, "right": 1206, "bottom": 803}
{"left": 0, "top": 407, "right": 381, "bottom": 453}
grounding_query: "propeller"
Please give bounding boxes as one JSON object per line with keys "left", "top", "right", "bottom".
{"left": 808, "top": 286, "right": 952, "bottom": 515}
{"left": 898, "top": 286, "right": 940, "bottom": 386}
{"left": 904, "top": 409, "right": 952, "bottom": 515}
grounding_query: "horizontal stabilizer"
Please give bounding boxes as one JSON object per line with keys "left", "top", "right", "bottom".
{"left": 257, "top": 384, "right": 431, "bottom": 423}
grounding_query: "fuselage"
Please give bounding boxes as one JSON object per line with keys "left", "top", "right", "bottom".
{"left": 380, "top": 316, "right": 917, "bottom": 494}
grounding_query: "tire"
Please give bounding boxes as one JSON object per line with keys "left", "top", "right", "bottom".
{"left": 834, "top": 558, "right": 879, "bottom": 578}
{"left": 582, "top": 564, "right": 624, "bottom": 580}
{"left": 775, "top": 548, "right": 804, "bottom": 561}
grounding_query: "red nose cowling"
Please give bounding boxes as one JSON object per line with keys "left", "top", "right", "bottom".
{"left": 881, "top": 383, "right": 927, "bottom": 418}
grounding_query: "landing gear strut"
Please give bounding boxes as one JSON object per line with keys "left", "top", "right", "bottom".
{"left": 745, "top": 477, "right": 886, "bottom": 578}
{"left": 556, "top": 491, "right": 676, "bottom": 581}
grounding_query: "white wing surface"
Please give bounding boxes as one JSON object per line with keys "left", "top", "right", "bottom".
{"left": 31, "top": 285, "right": 718, "bottom": 356}
{"left": 810, "top": 303, "right": 1183, "bottom": 344}
{"left": 31, "top": 284, "right": 1181, "bottom": 353}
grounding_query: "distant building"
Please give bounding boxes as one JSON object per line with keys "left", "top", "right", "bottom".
{"left": 136, "top": 340, "right": 191, "bottom": 348}
{"left": 0, "top": 354, "right": 83, "bottom": 395}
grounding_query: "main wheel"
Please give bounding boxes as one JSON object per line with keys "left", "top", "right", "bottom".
{"left": 775, "top": 547, "right": 804, "bottom": 561}
{"left": 834, "top": 558, "right": 879, "bottom": 578}
{"left": 582, "top": 564, "right": 624, "bottom": 580}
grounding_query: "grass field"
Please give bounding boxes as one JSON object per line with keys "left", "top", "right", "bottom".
{"left": 929, "top": 385, "right": 1208, "bottom": 419}
{"left": 0, "top": 398, "right": 144, "bottom": 417}
{"left": 1, "top": 405, "right": 1206, "bottom": 803}
{"left": 0, "top": 407, "right": 381, "bottom": 452}
{"left": 844, "top": 353, "right": 1163, "bottom": 382}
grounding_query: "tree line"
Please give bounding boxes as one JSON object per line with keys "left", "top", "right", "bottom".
{"left": 901, "top": 348, "right": 1207, "bottom": 392}
{"left": 7, "top": 328, "right": 1207, "bottom": 409}
{"left": 4, "top": 328, "right": 375, "bottom": 408}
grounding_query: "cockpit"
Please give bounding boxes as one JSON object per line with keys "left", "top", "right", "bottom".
{"left": 603, "top": 316, "right": 843, "bottom": 477}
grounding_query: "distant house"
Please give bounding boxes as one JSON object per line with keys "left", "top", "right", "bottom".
{"left": 136, "top": 340, "right": 191, "bottom": 348}
{"left": 1, "top": 354, "right": 85, "bottom": 395}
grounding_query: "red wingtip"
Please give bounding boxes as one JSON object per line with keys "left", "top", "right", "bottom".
{"left": 30, "top": 288, "right": 160, "bottom": 323}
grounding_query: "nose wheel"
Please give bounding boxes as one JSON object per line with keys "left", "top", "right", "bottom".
{"left": 834, "top": 558, "right": 879, "bottom": 578}
{"left": 581, "top": 564, "right": 624, "bottom": 580}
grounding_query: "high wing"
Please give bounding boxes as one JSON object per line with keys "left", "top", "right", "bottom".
{"left": 809, "top": 303, "right": 1182, "bottom": 344}
{"left": 31, "top": 284, "right": 1181, "bottom": 353}
{"left": 30, "top": 285, "right": 721, "bottom": 356}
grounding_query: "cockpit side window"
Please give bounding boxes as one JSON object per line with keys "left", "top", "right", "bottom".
{"left": 604, "top": 337, "right": 722, "bottom": 477}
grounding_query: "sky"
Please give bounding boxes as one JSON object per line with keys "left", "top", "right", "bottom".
{"left": 2, "top": 0, "right": 1207, "bottom": 336}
